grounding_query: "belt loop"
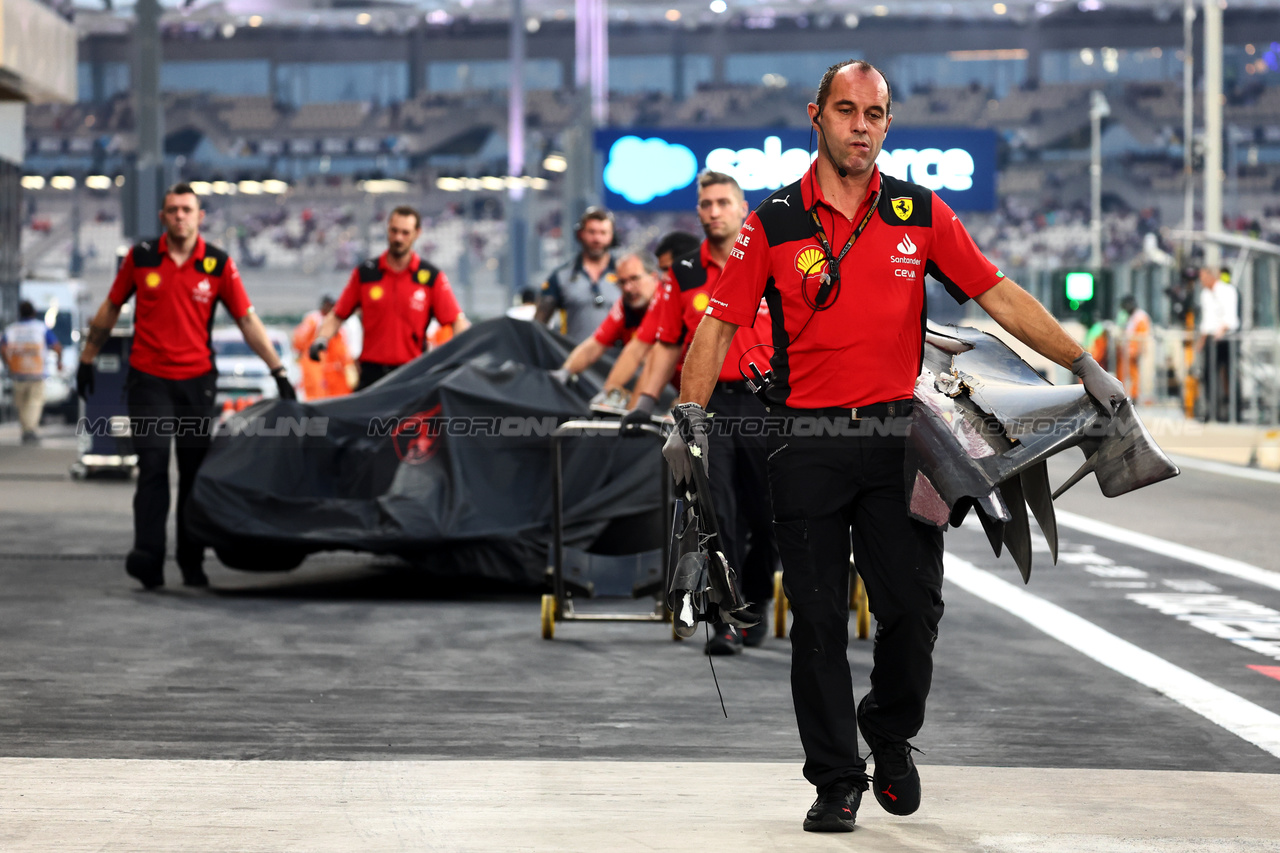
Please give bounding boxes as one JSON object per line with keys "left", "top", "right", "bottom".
{"left": 850, "top": 407, "right": 858, "bottom": 420}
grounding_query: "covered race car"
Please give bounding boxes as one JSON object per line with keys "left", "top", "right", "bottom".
{"left": 186, "top": 317, "right": 666, "bottom": 587}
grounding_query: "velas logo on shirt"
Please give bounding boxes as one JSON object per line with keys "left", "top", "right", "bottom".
{"left": 145, "top": 272, "right": 161, "bottom": 288}
{"left": 369, "top": 285, "right": 384, "bottom": 301}
{"left": 202, "top": 257, "right": 216, "bottom": 274}
{"left": 693, "top": 293, "right": 710, "bottom": 313}
{"left": 891, "top": 198, "right": 914, "bottom": 220}
{"left": 795, "top": 246, "right": 828, "bottom": 277}
{"left": 896, "top": 235, "right": 917, "bottom": 255}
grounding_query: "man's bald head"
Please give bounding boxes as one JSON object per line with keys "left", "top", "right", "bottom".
{"left": 815, "top": 59, "right": 893, "bottom": 116}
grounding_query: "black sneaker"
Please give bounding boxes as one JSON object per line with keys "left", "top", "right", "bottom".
{"left": 125, "top": 549, "right": 164, "bottom": 590}
{"left": 857, "top": 696, "right": 922, "bottom": 816}
{"left": 179, "top": 565, "right": 209, "bottom": 588}
{"left": 704, "top": 622, "right": 743, "bottom": 656}
{"left": 803, "top": 779, "right": 863, "bottom": 832}
{"left": 739, "top": 622, "right": 768, "bottom": 648}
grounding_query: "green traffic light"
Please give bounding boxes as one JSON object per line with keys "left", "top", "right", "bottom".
{"left": 1065, "top": 271, "right": 1095, "bottom": 303}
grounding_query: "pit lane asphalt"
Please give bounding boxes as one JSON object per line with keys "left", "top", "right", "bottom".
{"left": 1, "top": 433, "right": 1278, "bottom": 778}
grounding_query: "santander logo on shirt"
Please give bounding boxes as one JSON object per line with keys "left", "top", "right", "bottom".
{"left": 890, "top": 233, "right": 922, "bottom": 279}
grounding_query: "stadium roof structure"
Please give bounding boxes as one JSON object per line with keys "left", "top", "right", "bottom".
{"left": 64, "top": 0, "right": 1280, "bottom": 34}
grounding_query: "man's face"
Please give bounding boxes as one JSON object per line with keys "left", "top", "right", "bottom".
{"left": 616, "top": 256, "right": 657, "bottom": 309}
{"left": 808, "top": 67, "right": 892, "bottom": 181}
{"left": 386, "top": 213, "right": 421, "bottom": 258}
{"left": 1199, "top": 268, "right": 1216, "bottom": 289}
{"left": 159, "top": 193, "right": 204, "bottom": 243}
{"left": 578, "top": 218, "right": 614, "bottom": 259}
{"left": 697, "top": 183, "right": 747, "bottom": 243}
{"left": 656, "top": 251, "right": 675, "bottom": 273}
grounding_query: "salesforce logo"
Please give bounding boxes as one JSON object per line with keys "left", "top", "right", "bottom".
{"left": 603, "top": 132, "right": 979, "bottom": 204}
{"left": 603, "top": 136, "right": 698, "bottom": 204}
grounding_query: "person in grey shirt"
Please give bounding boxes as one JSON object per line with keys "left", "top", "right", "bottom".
{"left": 535, "top": 207, "right": 621, "bottom": 342}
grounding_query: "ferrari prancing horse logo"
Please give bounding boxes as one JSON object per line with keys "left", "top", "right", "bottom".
{"left": 202, "top": 257, "right": 217, "bottom": 274}
{"left": 891, "top": 198, "right": 913, "bottom": 221}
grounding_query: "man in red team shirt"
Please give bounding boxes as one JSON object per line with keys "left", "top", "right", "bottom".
{"left": 557, "top": 250, "right": 660, "bottom": 379}
{"left": 310, "top": 205, "right": 470, "bottom": 390}
{"left": 667, "top": 62, "right": 1127, "bottom": 832}
{"left": 622, "top": 170, "right": 777, "bottom": 655}
{"left": 76, "top": 183, "right": 296, "bottom": 590}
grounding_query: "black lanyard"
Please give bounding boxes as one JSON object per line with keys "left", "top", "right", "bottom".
{"left": 809, "top": 188, "right": 881, "bottom": 306}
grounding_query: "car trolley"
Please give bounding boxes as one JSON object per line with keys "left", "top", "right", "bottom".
{"left": 541, "top": 418, "right": 673, "bottom": 639}
{"left": 773, "top": 561, "right": 871, "bottom": 641}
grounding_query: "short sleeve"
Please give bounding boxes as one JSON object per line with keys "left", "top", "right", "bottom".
{"left": 333, "top": 269, "right": 362, "bottom": 320}
{"left": 217, "top": 256, "right": 253, "bottom": 320}
{"left": 107, "top": 250, "right": 137, "bottom": 308}
{"left": 636, "top": 274, "right": 676, "bottom": 344}
{"left": 430, "top": 271, "right": 462, "bottom": 325}
{"left": 540, "top": 270, "right": 563, "bottom": 306}
{"left": 705, "top": 212, "right": 768, "bottom": 327}
{"left": 653, "top": 280, "right": 687, "bottom": 345}
{"left": 925, "top": 195, "right": 1002, "bottom": 303}
{"left": 593, "top": 301, "right": 626, "bottom": 346}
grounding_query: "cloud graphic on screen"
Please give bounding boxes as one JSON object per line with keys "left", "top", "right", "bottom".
{"left": 604, "top": 137, "right": 698, "bottom": 204}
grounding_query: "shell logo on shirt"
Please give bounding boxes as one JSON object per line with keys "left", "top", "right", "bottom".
{"left": 692, "top": 292, "right": 710, "bottom": 313}
{"left": 795, "top": 246, "right": 828, "bottom": 278}
{"left": 369, "top": 285, "right": 385, "bottom": 301}
{"left": 145, "top": 272, "right": 161, "bottom": 288}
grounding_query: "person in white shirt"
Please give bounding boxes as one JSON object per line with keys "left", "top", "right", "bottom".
{"left": 1197, "top": 267, "right": 1241, "bottom": 422}
{"left": 1, "top": 301, "right": 63, "bottom": 444}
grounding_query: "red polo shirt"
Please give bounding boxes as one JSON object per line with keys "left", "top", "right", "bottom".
{"left": 591, "top": 297, "right": 648, "bottom": 347}
{"left": 652, "top": 240, "right": 773, "bottom": 383}
{"left": 707, "top": 164, "right": 1001, "bottom": 408}
{"left": 335, "top": 251, "right": 461, "bottom": 367}
{"left": 108, "top": 234, "right": 252, "bottom": 380}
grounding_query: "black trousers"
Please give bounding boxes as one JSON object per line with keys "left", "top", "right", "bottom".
{"left": 357, "top": 360, "right": 400, "bottom": 391}
{"left": 766, "top": 415, "right": 944, "bottom": 790}
{"left": 126, "top": 368, "right": 218, "bottom": 570}
{"left": 707, "top": 382, "right": 776, "bottom": 610}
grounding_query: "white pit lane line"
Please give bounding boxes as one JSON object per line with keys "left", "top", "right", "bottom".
{"left": 1055, "top": 510, "right": 1280, "bottom": 593}
{"left": 945, "top": 554, "right": 1280, "bottom": 760}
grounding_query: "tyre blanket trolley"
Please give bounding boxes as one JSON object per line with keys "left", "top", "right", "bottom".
{"left": 541, "top": 418, "right": 673, "bottom": 639}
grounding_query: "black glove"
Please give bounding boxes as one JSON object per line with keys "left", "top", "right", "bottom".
{"left": 272, "top": 367, "right": 297, "bottom": 401}
{"left": 663, "top": 402, "right": 711, "bottom": 485}
{"left": 548, "top": 367, "right": 573, "bottom": 385}
{"left": 308, "top": 338, "right": 327, "bottom": 362}
{"left": 1071, "top": 352, "right": 1127, "bottom": 416}
{"left": 76, "top": 361, "right": 95, "bottom": 400}
{"left": 619, "top": 393, "right": 657, "bottom": 433}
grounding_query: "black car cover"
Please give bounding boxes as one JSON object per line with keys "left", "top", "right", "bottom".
{"left": 186, "top": 317, "right": 666, "bottom": 587}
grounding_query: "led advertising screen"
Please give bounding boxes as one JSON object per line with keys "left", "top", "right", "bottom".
{"left": 595, "top": 127, "right": 998, "bottom": 213}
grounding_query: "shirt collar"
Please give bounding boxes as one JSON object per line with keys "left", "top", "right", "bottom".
{"left": 157, "top": 233, "right": 207, "bottom": 263}
{"left": 379, "top": 251, "right": 421, "bottom": 272}
{"left": 800, "top": 162, "right": 882, "bottom": 215}
{"left": 700, "top": 239, "right": 722, "bottom": 271}
{"left": 572, "top": 252, "right": 616, "bottom": 280}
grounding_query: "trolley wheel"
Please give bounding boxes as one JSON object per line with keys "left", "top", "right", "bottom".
{"left": 540, "top": 594, "right": 557, "bottom": 640}
{"left": 773, "top": 569, "right": 788, "bottom": 638}
{"left": 853, "top": 574, "right": 871, "bottom": 640}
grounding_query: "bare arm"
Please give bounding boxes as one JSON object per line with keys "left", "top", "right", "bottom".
{"left": 602, "top": 337, "right": 651, "bottom": 391}
{"left": 0, "top": 343, "right": 9, "bottom": 371}
{"left": 974, "top": 278, "right": 1084, "bottom": 370}
{"left": 632, "top": 341, "right": 681, "bottom": 404}
{"left": 533, "top": 296, "right": 559, "bottom": 326}
{"left": 79, "top": 299, "right": 123, "bottom": 364}
{"left": 235, "top": 311, "right": 284, "bottom": 372}
{"left": 450, "top": 315, "right": 472, "bottom": 335}
{"left": 563, "top": 337, "right": 606, "bottom": 375}
{"left": 313, "top": 311, "right": 344, "bottom": 348}
{"left": 676, "top": 316, "right": 739, "bottom": 408}
{"left": 51, "top": 340, "right": 63, "bottom": 370}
